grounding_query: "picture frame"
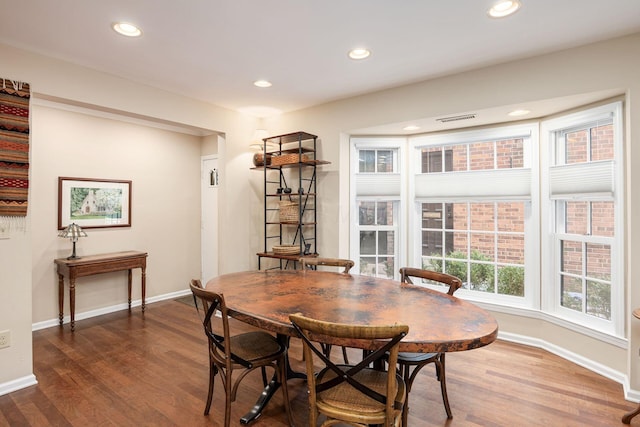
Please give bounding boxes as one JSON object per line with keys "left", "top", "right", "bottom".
{"left": 58, "top": 177, "right": 132, "bottom": 230}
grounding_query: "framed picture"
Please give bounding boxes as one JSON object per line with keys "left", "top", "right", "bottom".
{"left": 58, "top": 177, "right": 132, "bottom": 230}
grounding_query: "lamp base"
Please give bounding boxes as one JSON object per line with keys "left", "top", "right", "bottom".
{"left": 67, "top": 241, "right": 80, "bottom": 260}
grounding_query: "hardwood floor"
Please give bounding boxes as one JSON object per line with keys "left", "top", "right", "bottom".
{"left": 0, "top": 297, "right": 637, "bottom": 426}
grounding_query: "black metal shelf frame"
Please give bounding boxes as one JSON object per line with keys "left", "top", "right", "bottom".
{"left": 255, "top": 131, "right": 326, "bottom": 270}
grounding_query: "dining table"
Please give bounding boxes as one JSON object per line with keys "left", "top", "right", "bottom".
{"left": 204, "top": 269, "right": 499, "bottom": 424}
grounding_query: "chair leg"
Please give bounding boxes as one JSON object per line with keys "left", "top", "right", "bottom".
{"left": 278, "top": 356, "right": 294, "bottom": 426}
{"left": 204, "top": 360, "right": 216, "bottom": 415}
{"left": 261, "top": 366, "right": 268, "bottom": 387}
{"left": 223, "top": 369, "right": 233, "bottom": 427}
{"left": 437, "top": 354, "right": 452, "bottom": 419}
{"left": 401, "top": 364, "right": 410, "bottom": 427}
{"left": 322, "top": 343, "right": 333, "bottom": 359}
{"left": 341, "top": 346, "right": 350, "bottom": 364}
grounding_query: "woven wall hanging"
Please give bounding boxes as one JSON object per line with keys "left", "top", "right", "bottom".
{"left": 0, "top": 78, "right": 30, "bottom": 231}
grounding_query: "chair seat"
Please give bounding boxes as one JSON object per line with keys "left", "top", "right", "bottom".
{"left": 397, "top": 351, "right": 438, "bottom": 364}
{"left": 316, "top": 365, "right": 406, "bottom": 422}
{"left": 229, "top": 331, "right": 283, "bottom": 361}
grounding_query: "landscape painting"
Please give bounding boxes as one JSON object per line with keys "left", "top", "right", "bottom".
{"left": 58, "top": 177, "right": 131, "bottom": 229}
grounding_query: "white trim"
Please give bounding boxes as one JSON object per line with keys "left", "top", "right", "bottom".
{"left": 31, "top": 288, "right": 192, "bottom": 331}
{"left": 497, "top": 331, "right": 632, "bottom": 399}
{"left": 475, "top": 299, "right": 627, "bottom": 347}
{"left": 0, "top": 375, "right": 38, "bottom": 397}
{"left": 31, "top": 94, "right": 216, "bottom": 137}
{"left": 410, "top": 123, "right": 534, "bottom": 146}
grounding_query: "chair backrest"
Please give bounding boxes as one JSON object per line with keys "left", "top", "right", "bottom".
{"left": 290, "top": 313, "right": 408, "bottom": 424}
{"left": 399, "top": 267, "right": 462, "bottom": 295}
{"left": 190, "top": 279, "right": 253, "bottom": 369}
{"left": 299, "top": 257, "right": 355, "bottom": 273}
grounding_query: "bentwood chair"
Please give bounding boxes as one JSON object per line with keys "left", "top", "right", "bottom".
{"left": 190, "top": 280, "right": 293, "bottom": 427}
{"left": 299, "top": 257, "right": 355, "bottom": 274}
{"left": 299, "top": 257, "right": 355, "bottom": 363}
{"left": 290, "top": 313, "right": 408, "bottom": 427}
{"left": 396, "top": 267, "right": 462, "bottom": 425}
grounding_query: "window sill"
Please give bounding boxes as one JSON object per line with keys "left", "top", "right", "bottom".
{"left": 471, "top": 299, "right": 627, "bottom": 349}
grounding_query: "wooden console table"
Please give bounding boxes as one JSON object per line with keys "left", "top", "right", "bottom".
{"left": 55, "top": 251, "right": 148, "bottom": 331}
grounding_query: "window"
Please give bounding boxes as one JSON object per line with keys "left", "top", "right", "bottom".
{"left": 410, "top": 125, "right": 536, "bottom": 305}
{"left": 541, "top": 102, "right": 623, "bottom": 335}
{"left": 421, "top": 201, "right": 526, "bottom": 297}
{"left": 359, "top": 149, "right": 395, "bottom": 173}
{"left": 350, "top": 101, "right": 623, "bottom": 339}
{"left": 358, "top": 201, "right": 397, "bottom": 278}
{"left": 350, "top": 138, "right": 404, "bottom": 279}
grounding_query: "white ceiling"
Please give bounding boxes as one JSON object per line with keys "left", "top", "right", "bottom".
{"left": 1, "top": 1, "right": 640, "bottom": 121}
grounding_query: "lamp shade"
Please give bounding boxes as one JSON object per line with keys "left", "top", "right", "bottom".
{"left": 58, "top": 223, "right": 87, "bottom": 259}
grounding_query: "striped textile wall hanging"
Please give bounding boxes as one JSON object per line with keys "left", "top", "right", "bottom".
{"left": 0, "top": 78, "right": 30, "bottom": 230}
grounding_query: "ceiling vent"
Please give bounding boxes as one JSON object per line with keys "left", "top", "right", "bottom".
{"left": 436, "top": 114, "right": 477, "bottom": 123}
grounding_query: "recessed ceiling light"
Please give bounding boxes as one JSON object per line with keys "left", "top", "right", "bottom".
{"left": 253, "top": 80, "right": 272, "bottom": 88}
{"left": 508, "top": 109, "right": 531, "bottom": 117}
{"left": 348, "top": 48, "right": 371, "bottom": 60}
{"left": 488, "top": 0, "right": 521, "bottom": 18}
{"left": 403, "top": 125, "right": 420, "bottom": 131}
{"left": 112, "top": 22, "right": 142, "bottom": 37}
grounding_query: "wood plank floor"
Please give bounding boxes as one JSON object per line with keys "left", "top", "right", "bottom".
{"left": 0, "top": 297, "right": 637, "bottom": 426}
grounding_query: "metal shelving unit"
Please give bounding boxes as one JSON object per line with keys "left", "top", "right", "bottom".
{"left": 251, "top": 131, "right": 329, "bottom": 270}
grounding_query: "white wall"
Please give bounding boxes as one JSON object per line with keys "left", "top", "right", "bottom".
{"left": 30, "top": 103, "right": 203, "bottom": 325}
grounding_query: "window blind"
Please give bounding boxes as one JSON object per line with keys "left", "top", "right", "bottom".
{"left": 414, "top": 169, "right": 531, "bottom": 201}
{"left": 355, "top": 173, "right": 401, "bottom": 197}
{"left": 549, "top": 160, "right": 614, "bottom": 199}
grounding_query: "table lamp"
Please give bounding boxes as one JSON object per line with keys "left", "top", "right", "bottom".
{"left": 58, "top": 223, "right": 87, "bottom": 259}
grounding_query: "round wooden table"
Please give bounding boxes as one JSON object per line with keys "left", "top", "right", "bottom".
{"left": 205, "top": 269, "right": 499, "bottom": 353}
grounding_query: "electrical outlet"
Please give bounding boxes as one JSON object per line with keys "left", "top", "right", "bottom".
{"left": 0, "top": 330, "right": 10, "bottom": 349}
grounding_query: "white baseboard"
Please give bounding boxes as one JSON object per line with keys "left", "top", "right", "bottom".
{"left": 0, "top": 374, "right": 37, "bottom": 397}
{"left": 498, "top": 330, "right": 637, "bottom": 402}
{"left": 31, "top": 288, "right": 192, "bottom": 331}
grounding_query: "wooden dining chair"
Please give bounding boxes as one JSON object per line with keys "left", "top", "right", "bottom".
{"left": 290, "top": 313, "right": 408, "bottom": 427}
{"left": 299, "top": 257, "right": 355, "bottom": 273}
{"left": 190, "top": 280, "right": 293, "bottom": 427}
{"left": 396, "top": 267, "right": 462, "bottom": 425}
{"left": 299, "top": 256, "right": 355, "bottom": 364}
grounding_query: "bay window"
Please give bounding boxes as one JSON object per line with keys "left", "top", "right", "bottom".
{"left": 350, "top": 101, "right": 623, "bottom": 339}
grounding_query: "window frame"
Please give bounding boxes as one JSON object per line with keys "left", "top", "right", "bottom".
{"left": 350, "top": 138, "right": 406, "bottom": 279}
{"left": 408, "top": 124, "right": 539, "bottom": 308}
{"left": 348, "top": 102, "right": 624, "bottom": 341}
{"left": 540, "top": 102, "right": 624, "bottom": 337}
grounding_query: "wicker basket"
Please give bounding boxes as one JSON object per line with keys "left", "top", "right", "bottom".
{"left": 271, "top": 153, "right": 310, "bottom": 166}
{"left": 279, "top": 201, "right": 299, "bottom": 222}
{"left": 272, "top": 244, "right": 301, "bottom": 255}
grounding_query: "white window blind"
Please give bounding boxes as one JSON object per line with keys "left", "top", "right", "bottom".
{"left": 414, "top": 169, "right": 531, "bottom": 201}
{"left": 355, "top": 173, "right": 401, "bottom": 197}
{"left": 549, "top": 160, "right": 614, "bottom": 199}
